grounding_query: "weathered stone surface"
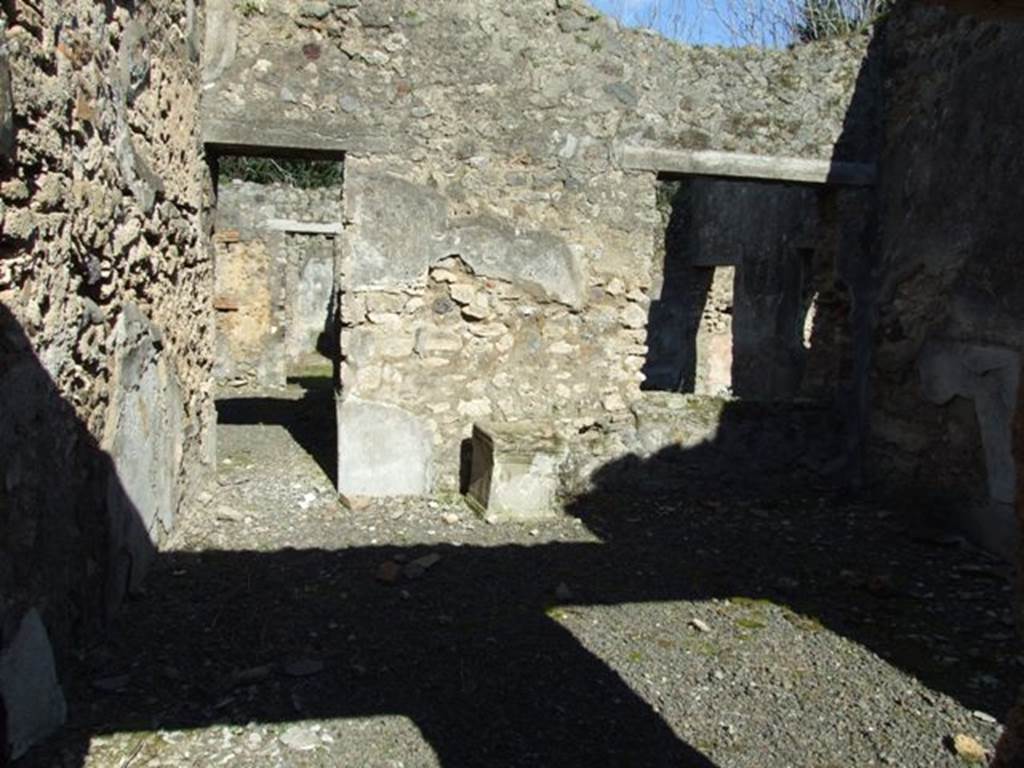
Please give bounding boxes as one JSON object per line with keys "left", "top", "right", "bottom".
{"left": 0, "top": 610, "right": 67, "bottom": 760}
{"left": 203, "top": 117, "right": 396, "bottom": 156}
{"left": 414, "top": 328, "right": 462, "bottom": 355}
{"left": 205, "top": 3, "right": 870, "bottom": 164}
{"left": 115, "top": 130, "right": 163, "bottom": 214}
{"left": 467, "top": 422, "right": 566, "bottom": 523}
{"left": 300, "top": 1, "right": 333, "bottom": 19}
{"left": 343, "top": 174, "right": 583, "bottom": 307}
{"left": 621, "top": 147, "right": 876, "bottom": 186}
{"left": 119, "top": 21, "right": 151, "bottom": 106}
{"left": 0, "top": 0, "right": 212, "bottom": 748}
{"left": 337, "top": 398, "right": 433, "bottom": 496}
{"left": 449, "top": 283, "right": 477, "bottom": 306}
{"left": 265, "top": 219, "right": 343, "bottom": 235}
{"left": 214, "top": 237, "right": 283, "bottom": 387}
{"left": 202, "top": 0, "right": 238, "bottom": 84}
{"left": 346, "top": 172, "right": 447, "bottom": 289}
{"left": 339, "top": 228, "right": 661, "bottom": 489}
{"left": 620, "top": 303, "right": 647, "bottom": 330}
{"left": 289, "top": 244, "right": 335, "bottom": 369}
{"left": 914, "top": 340, "right": 1021, "bottom": 557}
{"left": 445, "top": 217, "right": 584, "bottom": 308}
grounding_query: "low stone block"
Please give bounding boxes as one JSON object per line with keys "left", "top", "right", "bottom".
{"left": 467, "top": 422, "right": 566, "bottom": 523}
{"left": 0, "top": 609, "right": 67, "bottom": 760}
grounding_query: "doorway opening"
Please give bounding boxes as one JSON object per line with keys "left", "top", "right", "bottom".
{"left": 642, "top": 176, "right": 852, "bottom": 403}
{"left": 208, "top": 148, "right": 344, "bottom": 485}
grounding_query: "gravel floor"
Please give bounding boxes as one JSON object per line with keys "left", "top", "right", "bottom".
{"left": 26, "top": 384, "right": 1021, "bottom": 767}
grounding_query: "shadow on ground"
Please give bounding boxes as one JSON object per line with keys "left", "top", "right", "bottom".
{"left": 215, "top": 375, "right": 337, "bottom": 486}
{"left": 5, "top": 301, "right": 1021, "bottom": 768}
{"left": 33, "top": 481, "right": 1023, "bottom": 766}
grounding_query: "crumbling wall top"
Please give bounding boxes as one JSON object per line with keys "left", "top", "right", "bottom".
{"left": 202, "top": 0, "right": 875, "bottom": 163}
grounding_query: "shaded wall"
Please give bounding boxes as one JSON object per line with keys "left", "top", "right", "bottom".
{"left": 646, "top": 178, "right": 852, "bottom": 401}
{"left": 869, "top": 2, "right": 1024, "bottom": 554}
{"left": 871, "top": 4, "right": 1024, "bottom": 763}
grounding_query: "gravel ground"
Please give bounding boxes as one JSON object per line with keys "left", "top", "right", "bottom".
{"left": 26, "top": 384, "right": 1021, "bottom": 767}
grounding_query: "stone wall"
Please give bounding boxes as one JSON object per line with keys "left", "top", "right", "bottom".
{"left": 204, "top": 0, "right": 872, "bottom": 495}
{"left": 868, "top": 3, "right": 1024, "bottom": 556}
{"left": 0, "top": 1, "right": 209, "bottom": 758}
{"left": 213, "top": 179, "right": 341, "bottom": 388}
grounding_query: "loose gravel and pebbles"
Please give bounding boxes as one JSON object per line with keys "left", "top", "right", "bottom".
{"left": 25, "top": 385, "right": 1021, "bottom": 767}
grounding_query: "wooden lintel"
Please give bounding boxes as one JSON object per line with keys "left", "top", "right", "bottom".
{"left": 202, "top": 116, "right": 398, "bottom": 158}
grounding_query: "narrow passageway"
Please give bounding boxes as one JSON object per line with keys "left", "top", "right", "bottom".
{"left": 215, "top": 377, "right": 338, "bottom": 489}
{"left": 30, "top": 411, "right": 1019, "bottom": 767}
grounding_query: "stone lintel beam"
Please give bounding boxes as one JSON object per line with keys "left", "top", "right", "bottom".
{"left": 264, "top": 219, "right": 343, "bottom": 235}
{"left": 621, "top": 146, "right": 877, "bottom": 187}
{"left": 202, "top": 117, "right": 398, "bottom": 157}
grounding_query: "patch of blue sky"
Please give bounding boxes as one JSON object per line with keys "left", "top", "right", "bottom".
{"left": 586, "top": 0, "right": 736, "bottom": 45}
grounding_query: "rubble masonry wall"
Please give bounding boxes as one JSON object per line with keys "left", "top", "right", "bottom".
{"left": 0, "top": 0, "right": 212, "bottom": 688}
{"left": 204, "top": 0, "right": 872, "bottom": 492}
